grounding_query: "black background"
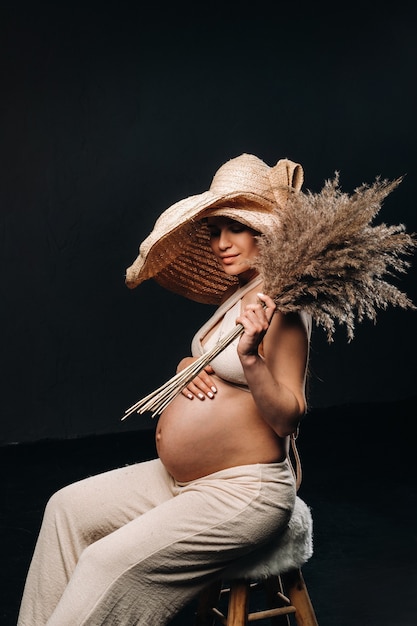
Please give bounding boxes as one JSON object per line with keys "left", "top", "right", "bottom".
{"left": 1, "top": 6, "right": 417, "bottom": 626}
{"left": 1, "top": 5, "right": 416, "bottom": 444}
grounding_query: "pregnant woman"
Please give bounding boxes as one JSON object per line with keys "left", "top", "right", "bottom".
{"left": 17, "top": 153, "right": 311, "bottom": 625}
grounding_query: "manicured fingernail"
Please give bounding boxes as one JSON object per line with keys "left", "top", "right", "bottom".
{"left": 207, "top": 391, "right": 214, "bottom": 399}
{"left": 187, "top": 393, "right": 193, "bottom": 400}
{"left": 211, "top": 386, "right": 217, "bottom": 393}
{"left": 198, "top": 393, "right": 204, "bottom": 400}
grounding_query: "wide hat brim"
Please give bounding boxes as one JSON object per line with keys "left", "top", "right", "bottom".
{"left": 125, "top": 154, "right": 304, "bottom": 305}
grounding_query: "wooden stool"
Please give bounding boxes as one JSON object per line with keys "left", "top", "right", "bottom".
{"left": 194, "top": 496, "right": 318, "bottom": 625}
{"left": 195, "top": 567, "right": 318, "bottom": 625}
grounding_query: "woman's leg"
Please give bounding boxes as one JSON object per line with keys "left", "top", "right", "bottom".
{"left": 46, "top": 461, "right": 295, "bottom": 626}
{"left": 17, "top": 458, "right": 174, "bottom": 626}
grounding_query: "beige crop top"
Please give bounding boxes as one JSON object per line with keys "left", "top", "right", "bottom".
{"left": 191, "top": 275, "right": 312, "bottom": 389}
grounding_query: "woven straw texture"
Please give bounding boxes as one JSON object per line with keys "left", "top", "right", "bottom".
{"left": 125, "top": 154, "right": 303, "bottom": 304}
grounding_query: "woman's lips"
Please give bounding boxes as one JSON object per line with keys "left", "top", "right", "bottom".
{"left": 220, "top": 255, "right": 238, "bottom": 265}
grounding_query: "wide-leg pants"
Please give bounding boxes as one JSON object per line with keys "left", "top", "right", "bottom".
{"left": 17, "top": 457, "right": 295, "bottom": 626}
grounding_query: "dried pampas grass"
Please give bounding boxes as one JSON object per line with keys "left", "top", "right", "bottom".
{"left": 254, "top": 173, "right": 416, "bottom": 341}
{"left": 122, "top": 173, "right": 416, "bottom": 419}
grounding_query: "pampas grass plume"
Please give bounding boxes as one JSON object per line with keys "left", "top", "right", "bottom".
{"left": 253, "top": 174, "right": 416, "bottom": 341}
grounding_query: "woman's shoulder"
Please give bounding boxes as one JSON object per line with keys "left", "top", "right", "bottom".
{"left": 267, "top": 309, "right": 312, "bottom": 346}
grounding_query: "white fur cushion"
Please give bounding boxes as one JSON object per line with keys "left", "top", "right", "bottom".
{"left": 223, "top": 496, "right": 313, "bottom": 580}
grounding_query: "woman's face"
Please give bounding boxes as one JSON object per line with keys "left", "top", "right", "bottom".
{"left": 206, "top": 216, "right": 260, "bottom": 282}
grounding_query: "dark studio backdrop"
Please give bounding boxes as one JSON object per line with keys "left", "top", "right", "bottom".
{"left": 1, "top": 5, "right": 416, "bottom": 445}
{"left": 1, "top": 5, "right": 417, "bottom": 626}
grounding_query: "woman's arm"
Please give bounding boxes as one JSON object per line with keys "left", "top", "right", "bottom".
{"left": 236, "top": 293, "right": 309, "bottom": 437}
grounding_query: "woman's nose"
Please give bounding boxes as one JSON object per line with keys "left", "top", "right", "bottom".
{"left": 218, "top": 230, "right": 231, "bottom": 249}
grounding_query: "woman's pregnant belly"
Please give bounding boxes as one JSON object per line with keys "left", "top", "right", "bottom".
{"left": 155, "top": 376, "right": 284, "bottom": 481}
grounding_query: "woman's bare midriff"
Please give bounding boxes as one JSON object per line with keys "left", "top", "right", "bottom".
{"left": 155, "top": 375, "right": 287, "bottom": 482}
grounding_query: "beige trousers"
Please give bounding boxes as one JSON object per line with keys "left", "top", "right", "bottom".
{"left": 17, "top": 458, "right": 295, "bottom": 626}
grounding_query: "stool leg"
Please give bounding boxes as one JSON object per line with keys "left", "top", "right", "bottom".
{"left": 226, "top": 579, "right": 249, "bottom": 626}
{"left": 280, "top": 569, "right": 319, "bottom": 626}
{"left": 263, "top": 576, "right": 291, "bottom": 626}
{"left": 194, "top": 579, "right": 223, "bottom": 626}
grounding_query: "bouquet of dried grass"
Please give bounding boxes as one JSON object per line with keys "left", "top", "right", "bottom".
{"left": 122, "top": 174, "right": 416, "bottom": 420}
{"left": 254, "top": 173, "right": 416, "bottom": 341}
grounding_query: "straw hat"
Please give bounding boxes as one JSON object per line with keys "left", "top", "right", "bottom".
{"left": 125, "top": 153, "right": 304, "bottom": 304}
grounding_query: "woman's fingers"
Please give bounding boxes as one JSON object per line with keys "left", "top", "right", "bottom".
{"left": 238, "top": 298, "right": 274, "bottom": 331}
{"left": 256, "top": 292, "right": 276, "bottom": 322}
{"left": 181, "top": 367, "right": 217, "bottom": 400}
{"left": 236, "top": 293, "right": 276, "bottom": 355}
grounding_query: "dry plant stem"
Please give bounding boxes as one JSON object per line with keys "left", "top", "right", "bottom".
{"left": 122, "top": 322, "right": 245, "bottom": 420}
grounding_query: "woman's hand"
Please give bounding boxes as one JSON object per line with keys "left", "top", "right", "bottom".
{"left": 236, "top": 292, "right": 276, "bottom": 359}
{"left": 177, "top": 357, "right": 218, "bottom": 401}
